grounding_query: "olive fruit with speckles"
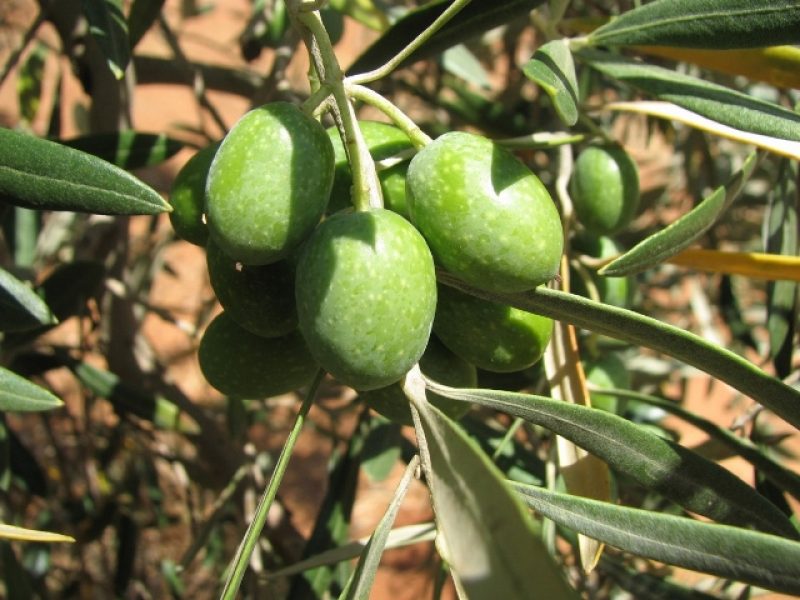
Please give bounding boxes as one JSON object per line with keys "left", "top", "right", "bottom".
{"left": 327, "top": 121, "right": 413, "bottom": 216}
{"left": 406, "top": 131, "right": 563, "bottom": 293}
{"left": 206, "top": 239, "right": 297, "bottom": 338}
{"left": 295, "top": 208, "right": 436, "bottom": 391}
{"left": 584, "top": 353, "right": 630, "bottom": 413}
{"left": 434, "top": 285, "right": 553, "bottom": 373}
{"left": 361, "top": 335, "right": 477, "bottom": 426}
{"left": 168, "top": 142, "right": 219, "bottom": 246}
{"left": 205, "top": 102, "right": 334, "bottom": 265}
{"left": 198, "top": 312, "right": 318, "bottom": 398}
{"left": 571, "top": 234, "right": 633, "bottom": 308}
{"left": 570, "top": 143, "right": 640, "bottom": 235}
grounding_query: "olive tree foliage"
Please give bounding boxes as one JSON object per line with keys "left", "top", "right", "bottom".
{"left": 0, "top": 0, "right": 799, "bottom": 598}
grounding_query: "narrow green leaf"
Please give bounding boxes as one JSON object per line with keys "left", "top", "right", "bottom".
{"left": 81, "top": 0, "right": 130, "bottom": 79}
{"left": 339, "top": 457, "right": 419, "bottom": 600}
{"left": 0, "top": 523, "right": 74, "bottom": 543}
{"left": 348, "top": 0, "right": 546, "bottom": 75}
{"left": 578, "top": 49, "right": 800, "bottom": 142}
{"left": 0, "top": 267, "right": 56, "bottom": 332}
{"left": 443, "top": 44, "right": 491, "bottom": 89}
{"left": 766, "top": 159, "right": 798, "bottom": 378}
{"left": 522, "top": 39, "right": 579, "bottom": 126}
{"left": 588, "top": 0, "right": 800, "bottom": 50}
{"left": 513, "top": 484, "right": 800, "bottom": 596}
{"left": 61, "top": 132, "right": 183, "bottom": 170}
{"left": 410, "top": 387, "right": 576, "bottom": 599}
{"left": 0, "top": 128, "right": 170, "bottom": 215}
{"left": 599, "top": 555, "right": 720, "bottom": 600}
{"left": 437, "top": 271, "right": 800, "bottom": 430}
{"left": 127, "top": 0, "right": 166, "bottom": 49}
{"left": 361, "top": 420, "right": 402, "bottom": 483}
{"left": 426, "top": 381, "right": 798, "bottom": 539}
{"left": 601, "top": 151, "right": 761, "bottom": 276}
{"left": 0, "top": 366, "right": 62, "bottom": 412}
{"left": 590, "top": 387, "right": 800, "bottom": 503}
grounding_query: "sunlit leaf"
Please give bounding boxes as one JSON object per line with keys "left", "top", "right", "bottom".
{"left": 0, "top": 128, "right": 170, "bottom": 215}
{"left": 523, "top": 39, "right": 579, "bottom": 126}
{"left": 0, "top": 267, "right": 56, "bottom": 332}
{"left": 81, "top": 0, "right": 130, "bottom": 79}
{"left": 601, "top": 151, "right": 761, "bottom": 276}
{"left": 580, "top": 49, "right": 800, "bottom": 142}
{"left": 443, "top": 44, "right": 491, "bottom": 89}
{"left": 0, "top": 523, "right": 74, "bottom": 543}
{"left": 0, "top": 366, "right": 62, "bottom": 412}
{"left": 668, "top": 249, "right": 800, "bottom": 282}
{"left": 587, "top": 0, "right": 800, "bottom": 49}
{"left": 513, "top": 484, "right": 800, "bottom": 596}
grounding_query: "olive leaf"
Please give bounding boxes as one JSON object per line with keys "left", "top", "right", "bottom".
{"left": 348, "top": 0, "right": 546, "bottom": 75}
{"left": 61, "top": 131, "right": 183, "bottom": 170}
{"left": 0, "top": 366, "right": 62, "bottom": 412}
{"left": 600, "top": 150, "right": 761, "bottom": 276}
{"left": 588, "top": 0, "right": 800, "bottom": 49}
{"left": 443, "top": 44, "right": 492, "bottom": 89}
{"left": 425, "top": 381, "right": 799, "bottom": 539}
{"left": 0, "top": 523, "right": 74, "bottom": 543}
{"left": 127, "top": 0, "right": 166, "bottom": 50}
{"left": 0, "top": 267, "right": 56, "bottom": 332}
{"left": 0, "top": 128, "right": 170, "bottom": 215}
{"left": 522, "top": 39, "right": 579, "bottom": 126}
{"left": 512, "top": 484, "right": 800, "bottom": 596}
{"left": 81, "top": 0, "right": 130, "bottom": 79}
{"left": 437, "top": 272, "right": 800, "bottom": 430}
{"left": 578, "top": 49, "right": 800, "bottom": 142}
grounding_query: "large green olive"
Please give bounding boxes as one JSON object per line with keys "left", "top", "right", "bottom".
{"left": 434, "top": 285, "right": 553, "bottom": 373}
{"left": 295, "top": 208, "right": 436, "bottom": 390}
{"left": 205, "top": 102, "right": 334, "bottom": 265}
{"left": 198, "top": 312, "right": 318, "bottom": 398}
{"left": 406, "top": 131, "right": 563, "bottom": 293}
{"left": 327, "top": 121, "right": 413, "bottom": 215}
{"left": 361, "top": 335, "right": 477, "bottom": 426}
{"left": 206, "top": 239, "right": 297, "bottom": 338}
{"left": 570, "top": 143, "right": 640, "bottom": 235}
{"left": 168, "top": 142, "right": 219, "bottom": 246}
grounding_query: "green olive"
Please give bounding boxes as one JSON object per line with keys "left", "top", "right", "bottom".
{"left": 168, "top": 142, "right": 219, "bottom": 246}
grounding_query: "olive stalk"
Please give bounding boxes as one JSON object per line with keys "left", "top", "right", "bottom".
{"left": 294, "top": 7, "right": 383, "bottom": 211}
{"left": 219, "top": 370, "right": 325, "bottom": 600}
{"left": 346, "top": 0, "right": 473, "bottom": 86}
{"left": 347, "top": 83, "right": 432, "bottom": 149}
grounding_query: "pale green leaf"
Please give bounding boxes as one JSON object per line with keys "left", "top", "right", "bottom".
{"left": 601, "top": 151, "right": 762, "bottom": 276}
{"left": 0, "top": 267, "right": 56, "bottom": 332}
{"left": 513, "top": 484, "right": 800, "bottom": 596}
{"left": 443, "top": 44, "right": 491, "bottom": 89}
{"left": 522, "top": 39, "right": 579, "bottom": 126}
{"left": 0, "top": 366, "right": 62, "bottom": 412}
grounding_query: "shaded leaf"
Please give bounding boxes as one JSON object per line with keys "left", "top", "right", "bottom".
{"left": 513, "top": 484, "right": 800, "bottom": 596}
{"left": 17, "top": 43, "right": 46, "bottom": 124}
{"left": 437, "top": 271, "right": 800, "bottom": 430}
{"left": 61, "top": 131, "right": 183, "bottom": 170}
{"left": 0, "top": 267, "right": 56, "bottom": 332}
{"left": 0, "top": 366, "right": 62, "bottom": 412}
{"left": 407, "top": 372, "right": 576, "bottom": 599}
{"left": 329, "top": 0, "right": 390, "bottom": 31}
{"left": 0, "top": 523, "right": 74, "bottom": 543}
{"left": 599, "top": 555, "right": 720, "bottom": 600}
{"left": 580, "top": 49, "right": 800, "bottom": 142}
{"left": 81, "top": 0, "right": 130, "bottom": 79}
{"left": 127, "top": 0, "right": 166, "bottom": 49}
{"left": 522, "top": 39, "right": 579, "bottom": 126}
{"left": 348, "top": 0, "right": 546, "bottom": 75}
{"left": 361, "top": 420, "right": 402, "bottom": 483}
{"left": 588, "top": 0, "right": 800, "bottom": 49}
{"left": 0, "top": 128, "right": 170, "bottom": 215}
{"left": 426, "top": 381, "right": 798, "bottom": 539}
{"left": 601, "top": 151, "right": 761, "bottom": 276}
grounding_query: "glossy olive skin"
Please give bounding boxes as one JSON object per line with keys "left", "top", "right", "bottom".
{"left": 198, "top": 312, "right": 318, "bottom": 398}
{"left": 571, "top": 234, "right": 632, "bottom": 308}
{"left": 206, "top": 239, "right": 297, "bottom": 338}
{"left": 205, "top": 102, "right": 334, "bottom": 265}
{"left": 295, "top": 209, "right": 436, "bottom": 391}
{"left": 168, "top": 142, "right": 219, "bottom": 246}
{"left": 584, "top": 353, "right": 630, "bottom": 413}
{"left": 406, "top": 131, "right": 563, "bottom": 293}
{"left": 570, "top": 143, "right": 640, "bottom": 235}
{"left": 361, "top": 335, "right": 477, "bottom": 426}
{"left": 434, "top": 286, "right": 553, "bottom": 373}
{"left": 327, "top": 121, "right": 413, "bottom": 215}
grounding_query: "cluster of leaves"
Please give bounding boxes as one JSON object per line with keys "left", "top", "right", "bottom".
{"left": 1, "top": 0, "right": 799, "bottom": 598}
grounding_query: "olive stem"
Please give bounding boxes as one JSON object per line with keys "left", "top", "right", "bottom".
{"left": 402, "top": 365, "right": 435, "bottom": 489}
{"left": 347, "top": 84, "right": 433, "bottom": 149}
{"left": 496, "top": 131, "right": 585, "bottom": 150}
{"left": 300, "top": 83, "right": 333, "bottom": 116}
{"left": 346, "top": 0, "right": 472, "bottom": 86}
{"left": 219, "top": 370, "right": 325, "bottom": 600}
{"left": 294, "top": 8, "right": 383, "bottom": 211}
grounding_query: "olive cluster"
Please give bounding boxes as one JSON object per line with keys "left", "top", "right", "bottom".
{"left": 169, "top": 102, "right": 568, "bottom": 424}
